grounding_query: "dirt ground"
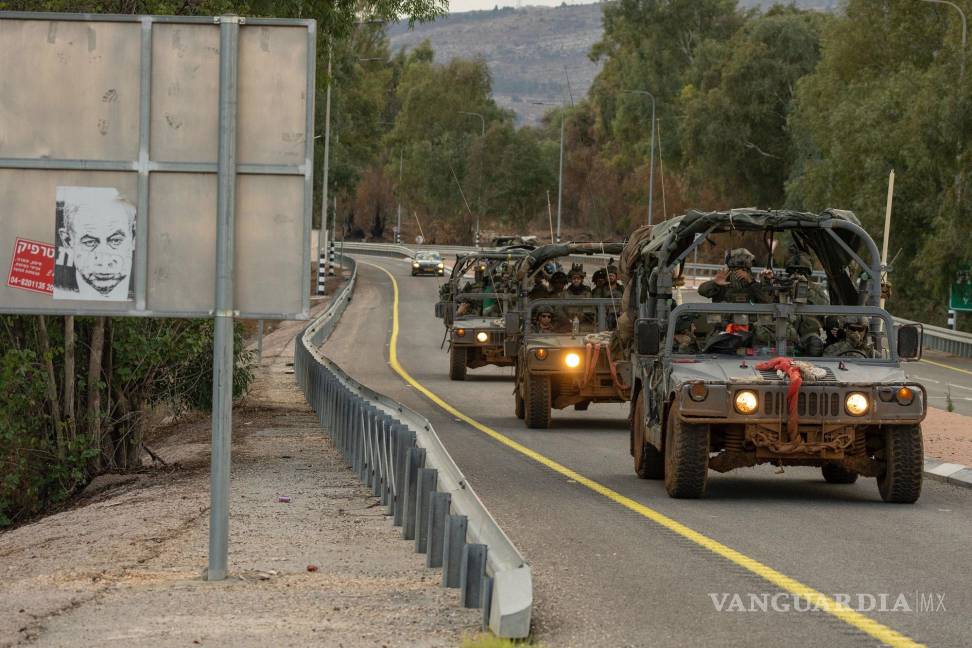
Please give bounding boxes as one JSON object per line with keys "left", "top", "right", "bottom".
{"left": 922, "top": 407, "right": 972, "bottom": 466}
{"left": 0, "top": 287, "right": 479, "bottom": 648}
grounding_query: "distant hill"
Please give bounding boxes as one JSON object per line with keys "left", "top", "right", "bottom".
{"left": 386, "top": 1, "right": 838, "bottom": 126}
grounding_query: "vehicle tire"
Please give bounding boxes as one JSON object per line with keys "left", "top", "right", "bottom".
{"left": 821, "top": 462, "right": 858, "bottom": 484}
{"left": 524, "top": 373, "right": 551, "bottom": 429}
{"left": 664, "top": 403, "right": 709, "bottom": 498}
{"left": 633, "top": 393, "right": 664, "bottom": 480}
{"left": 449, "top": 346, "right": 467, "bottom": 381}
{"left": 877, "top": 424, "right": 923, "bottom": 503}
{"left": 515, "top": 386, "right": 525, "bottom": 419}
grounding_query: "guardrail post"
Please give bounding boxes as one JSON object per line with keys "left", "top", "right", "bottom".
{"left": 426, "top": 492, "right": 451, "bottom": 568}
{"left": 441, "top": 514, "right": 467, "bottom": 588}
{"left": 460, "top": 544, "right": 487, "bottom": 608}
{"left": 380, "top": 417, "right": 393, "bottom": 507}
{"left": 375, "top": 416, "right": 389, "bottom": 499}
{"left": 393, "top": 427, "right": 415, "bottom": 527}
{"left": 414, "top": 468, "right": 437, "bottom": 552}
{"left": 402, "top": 447, "right": 426, "bottom": 540}
{"left": 481, "top": 575, "right": 493, "bottom": 630}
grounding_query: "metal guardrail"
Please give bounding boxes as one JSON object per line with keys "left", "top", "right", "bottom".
{"left": 294, "top": 253, "right": 533, "bottom": 638}
{"left": 341, "top": 241, "right": 972, "bottom": 358}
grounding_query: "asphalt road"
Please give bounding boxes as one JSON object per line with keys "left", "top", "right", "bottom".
{"left": 323, "top": 256, "right": 972, "bottom": 648}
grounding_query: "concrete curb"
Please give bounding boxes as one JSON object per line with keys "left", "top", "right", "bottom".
{"left": 924, "top": 458, "right": 972, "bottom": 489}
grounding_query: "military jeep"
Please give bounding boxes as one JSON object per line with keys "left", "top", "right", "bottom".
{"left": 624, "top": 209, "right": 926, "bottom": 502}
{"left": 510, "top": 243, "right": 627, "bottom": 428}
{"left": 435, "top": 249, "right": 531, "bottom": 380}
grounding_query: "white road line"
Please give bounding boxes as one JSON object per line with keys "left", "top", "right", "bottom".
{"left": 908, "top": 375, "right": 941, "bottom": 384}
{"left": 948, "top": 383, "right": 972, "bottom": 392}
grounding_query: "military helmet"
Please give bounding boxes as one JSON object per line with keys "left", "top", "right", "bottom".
{"left": 606, "top": 263, "right": 619, "bottom": 277}
{"left": 674, "top": 313, "right": 695, "bottom": 334}
{"left": 568, "top": 263, "right": 586, "bottom": 279}
{"left": 785, "top": 251, "right": 813, "bottom": 276}
{"left": 725, "top": 248, "right": 755, "bottom": 269}
{"left": 592, "top": 268, "right": 608, "bottom": 282}
{"left": 550, "top": 271, "right": 568, "bottom": 285}
{"left": 535, "top": 303, "right": 555, "bottom": 315}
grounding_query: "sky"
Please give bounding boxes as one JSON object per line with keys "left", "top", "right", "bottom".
{"left": 447, "top": 0, "right": 600, "bottom": 13}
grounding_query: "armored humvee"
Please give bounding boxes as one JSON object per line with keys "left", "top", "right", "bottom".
{"left": 435, "top": 247, "right": 532, "bottom": 380}
{"left": 621, "top": 209, "right": 925, "bottom": 502}
{"left": 508, "top": 243, "right": 627, "bottom": 428}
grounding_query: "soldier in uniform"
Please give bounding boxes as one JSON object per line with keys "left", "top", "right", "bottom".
{"left": 533, "top": 304, "right": 557, "bottom": 333}
{"left": 547, "top": 271, "right": 568, "bottom": 298}
{"left": 456, "top": 267, "right": 485, "bottom": 316}
{"left": 591, "top": 268, "right": 609, "bottom": 297}
{"left": 565, "top": 265, "right": 592, "bottom": 297}
{"left": 699, "top": 248, "right": 772, "bottom": 304}
{"left": 824, "top": 318, "right": 874, "bottom": 357}
{"left": 528, "top": 272, "right": 550, "bottom": 300}
{"left": 673, "top": 315, "right": 701, "bottom": 354}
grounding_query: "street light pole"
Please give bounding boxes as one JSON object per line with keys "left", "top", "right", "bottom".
{"left": 459, "top": 111, "right": 485, "bottom": 246}
{"left": 396, "top": 148, "right": 403, "bottom": 244}
{"left": 557, "top": 109, "right": 564, "bottom": 244}
{"left": 627, "top": 90, "right": 656, "bottom": 226}
{"left": 919, "top": 0, "right": 967, "bottom": 78}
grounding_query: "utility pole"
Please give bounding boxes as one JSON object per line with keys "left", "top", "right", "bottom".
{"left": 626, "top": 90, "right": 656, "bottom": 226}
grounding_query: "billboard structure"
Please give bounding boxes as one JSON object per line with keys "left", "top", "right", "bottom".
{"left": 0, "top": 12, "right": 315, "bottom": 319}
{"left": 0, "top": 12, "right": 316, "bottom": 581}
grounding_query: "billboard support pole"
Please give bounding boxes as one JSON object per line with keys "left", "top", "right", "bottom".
{"left": 208, "top": 14, "right": 240, "bottom": 582}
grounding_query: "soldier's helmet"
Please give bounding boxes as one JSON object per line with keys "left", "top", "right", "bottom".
{"left": 592, "top": 268, "right": 608, "bottom": 283}
{"left": 568, "top": 263, "right": 586, "bottom": 279}
{"left": 785, "top": 251, "right": 814, "bottom": 276}
{"left": 606, "top": 263, "right": 619, "bottom": 277}
{"left": 674, "top": 313, "right": 695, "bottom": 334}
{"left": 725, "top": 248, "right": 755, "bottom": 269}
{"left": 550, "top": 271, "right": 568, "bottom": 286}
{"left": 535, "top": 303, "right": 555, "bottom": 316}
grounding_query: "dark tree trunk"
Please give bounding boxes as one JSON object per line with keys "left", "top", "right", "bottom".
{"left": 64, "top": 315, "right": 76, "bottom": 445}
{"left": 87, "top": 317, "right": 106, "bottom": 472}
{"left": 37, "top": 316, "right": 65, "bottom": 459}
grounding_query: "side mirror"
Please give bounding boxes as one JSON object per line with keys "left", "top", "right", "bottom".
{"left": 434, "top": 302, "right": 446, "bottom": 319}
{"left": 505, "top": 312, "right": 521, "bottom": 336}
{"left": 896, "top": 323, "right": 922, "bottom": 361}
{"left": 636, "top": 319, "right": 661, "bottom": 356}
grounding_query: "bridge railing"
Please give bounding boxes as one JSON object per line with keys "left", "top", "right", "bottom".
{"left": 294, "top": 253, "right": 532, "bottom": 638}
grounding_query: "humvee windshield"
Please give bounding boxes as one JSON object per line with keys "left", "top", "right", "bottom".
{"left": 668, "top": 305, "right": 892, "bottom": 360}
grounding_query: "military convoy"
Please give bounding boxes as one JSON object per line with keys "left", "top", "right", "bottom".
{"left": 619, "top": 209, "right": 926, "bottom": 502}
{"left": 427, "top": 208, "right": 927, "bottom": 503}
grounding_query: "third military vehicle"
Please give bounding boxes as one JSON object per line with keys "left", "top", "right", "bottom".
{"left": 435, "top": 248, "right": 532, "bottom": 380}
{"left": 619, "top": 209, "right": 926, "bottom": 502}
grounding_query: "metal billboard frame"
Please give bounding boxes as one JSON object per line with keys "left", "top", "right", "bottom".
{"left": 0, "top": 11, "right": 316, "bottom": 320}
{"left": 0, "top": 11, "right": 316, "bottom": 581}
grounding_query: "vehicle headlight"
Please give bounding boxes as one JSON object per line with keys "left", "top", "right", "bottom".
{"left": 438, "top": 262, "right": 444, "bottom": 269}
{"left": 476, "top": 331, "right": 489, "bottom": 343}
{"left": 845, "top": 392, "right": 869, "bottom": 416}
{"left": 734, "top": 390, "right": 758, "bottom": 415}
{"left": 456, "top": 328, "right": 465, "bottom": 337}
{"left": 564, "top": 352, "right": 581, "bottom": 368}
{"left": 534, "top": 348, "right": 547, "bottom": 360}
{"left": 412, "top": 262, "right": 420, "bottom": 268}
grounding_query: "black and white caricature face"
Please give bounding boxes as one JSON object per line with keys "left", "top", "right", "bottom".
{"left": 54, "top": 187, "right": 136, "bottom": 301}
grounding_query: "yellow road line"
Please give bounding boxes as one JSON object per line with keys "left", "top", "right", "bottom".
{"left": 920, "top": 357, "right": 972, "bottom": 377}
{"left": 365, "top": 260, "right": 924, "bottom": 648}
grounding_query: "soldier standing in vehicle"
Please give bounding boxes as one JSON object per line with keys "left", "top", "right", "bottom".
{"left": 699, "top": 248, "right": 772, "bottom": 304}
{"left": 565, "top": 265, "right": 592, "bottom": 297}
{"left": 528, "top": 272, "right": 550, "bottom": 300}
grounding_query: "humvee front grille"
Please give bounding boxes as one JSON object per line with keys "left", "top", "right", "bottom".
{"left": 761, "top": 390, "right": 841, "bottom": 417}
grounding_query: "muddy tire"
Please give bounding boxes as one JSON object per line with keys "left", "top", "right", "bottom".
{"left": 663, "top": 403, "right": 709, "bottom": 498}
{"left": 449, "top": 346, "right": 467, "bottom": 381}
{"left": 524, "top": 373, "right": 551, "bottom": 429}
{"left": 632, "top": 393, "right": 664, "bottom": 480}
{"left": 821, "top": 462, "right": 858, "bottom": 484}
{"left": 878, "top": 425, "right": 923, "bottom": 503}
